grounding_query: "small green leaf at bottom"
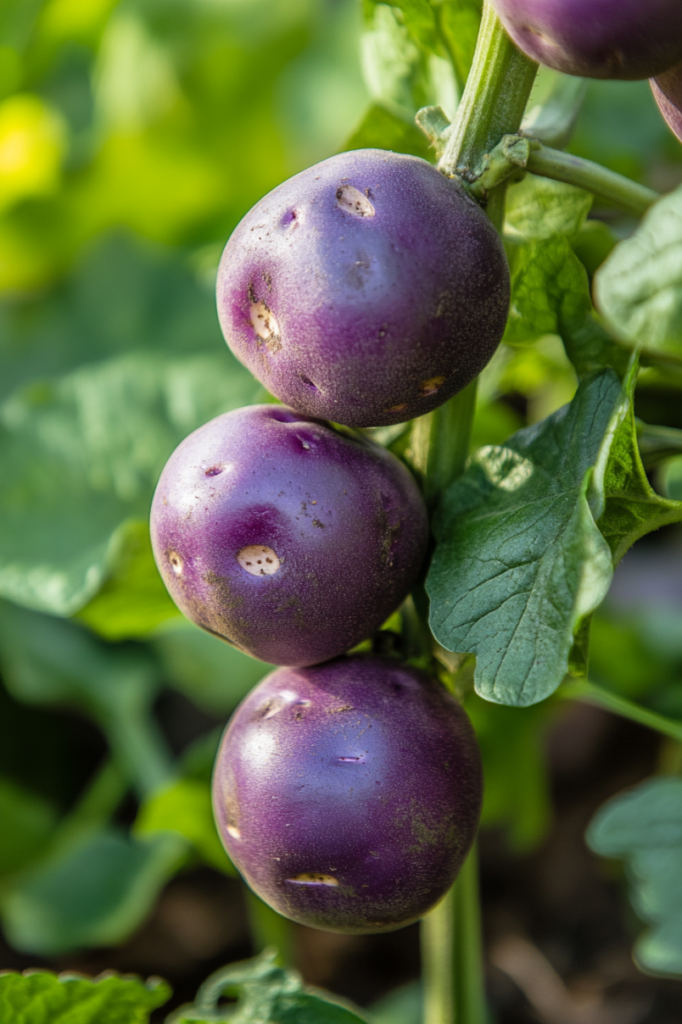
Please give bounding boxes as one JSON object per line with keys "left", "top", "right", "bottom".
{"left": 587, "top": 777, "right": 682, "bottom": 977}
{"left": 0, "top": 970, "right": 170, "bottom": 1024}
{"left": 167, "top": 950, "right": 367, "bottom": 1024}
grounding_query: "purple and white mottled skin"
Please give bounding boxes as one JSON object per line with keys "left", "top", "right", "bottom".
{"left": 491, "top": 0, "right": 682, "bottom": 80}
{"left": 652, "top": 64, "right": 682, "bottom": 143}
{"left": 216, "top": 150, "right": 510, "bottom": 428}
{"left": 212, "top": 657, "right": 483, "bottom": 933}
{"left": 150, "top": 405, "right": 428, "bottom": 667}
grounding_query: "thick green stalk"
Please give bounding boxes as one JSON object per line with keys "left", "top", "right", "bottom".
{"left": 411, "top": 380, "right": 478, "bottom": 506}
{"left": 526, "top": 146, "right": 658, "bottom": 215}
{"left": 438, "top": 1, "right": 538, "bottom": 182}
{"left": 422, "top": 845, "right": 485, "bottom": 1024}
{"left": 562, "top": 679, "right": 682, "bottom": 745}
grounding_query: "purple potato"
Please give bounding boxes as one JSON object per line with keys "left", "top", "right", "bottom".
{"left": 212, "top": 656, "right": 483, "bottom": 933}
{"left": 150, "top": 404, "right": 428, "bottom": 667}
{"left": 652, "top": 64, "right": 682, "bottom": 143}
{"left": 215, "top": 149, "right": 510, "bottom": 428}
{"left": 491, "top": 0, "right": 682, "bottom": 80}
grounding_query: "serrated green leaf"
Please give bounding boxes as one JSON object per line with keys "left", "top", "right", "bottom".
{"left": 1, "top": 828, "right": 185, "bottom": 955}
{"left": 0, "top": 970, "right": 170, "bottom": 1024}
{"left": 587, "top": 777, "right": 682, "bottom": 976}
{"left": 359, "top": 3, "right": 455, "bottom": 124}
{"left": 75, "top": 519, "right": 182, "bottom": 640}
{"left": 0, "top": 351, "right": 256, "bottom": 617}
{"left": 506, "top": 176, "right": 592, "bottom": 242}
{"left": 153, "top": 623, "right": 272, "bottom": 715}
{"left": 426, "top": 370, "right": 623, "bottom": 707}
{"left": 341, "top": 103, "right": 432, "bottom": 159}
{"left": 0, "top": 777, "right": 57, "bottom": 879}
{"left": 597, "top": 388, "right": 682, "bottom": 564}
{"left": 594, "top": 185, "right": 682, "bottom": 361}
{"left": 135, "top": 778, "right": 235, "bottom": 875}
{"left": 168, "top": 951, "right": 368, "bottom": 1024}
{"left": 503, "top": 178, "right": 628, "bottom": 376}
{"left": 389, "top": 0, "right": 438, "bottom": 53}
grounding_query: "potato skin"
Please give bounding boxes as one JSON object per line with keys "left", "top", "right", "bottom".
{"left": 212, "top": 657, "right": 483, "bottom": 933}
{"left": 150, "top": 405, "right": 428, "bottom": 667}
{"left": 652, "top": 64, "right": 682, "bottom": 143}
{"left": 216, "top": 149, "right": 509, "bottom": 428}
{"left": 492, "top": 0, "right": 682, "bottom": 80}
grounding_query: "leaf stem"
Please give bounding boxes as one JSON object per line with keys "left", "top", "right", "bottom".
{"left": 411, "top": 380, "right": 478, "bottom": 507}
{"left": 562, "top": 679, "right": 682, "bottom": 745}
{"left": 526, "top": 145, "right": 658, "bottom": 216}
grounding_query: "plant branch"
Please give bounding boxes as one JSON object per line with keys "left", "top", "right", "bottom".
{"left": 562, "top": 679, "right": 682, "bottom": 745}
{"left": 526, "top": 145, "right": 658, "bottom": 215}
{"left": 438, "top": 1, "right": 538, "bottom": 186}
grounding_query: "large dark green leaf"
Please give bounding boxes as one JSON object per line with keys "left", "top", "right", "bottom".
{"left": 0, "top": 350, "right": 256, "bottom": 616}
{"left": 594, "top": 186, "right": 682, "bottom": 362}
{"left": 1, "top": 828, "right": 185, "bottom": 955}
{"left": 0, "top": 970, "right": 170, "bottom": 1024}
{"left": 0, "top": 604, "right": 172, "bottom": 795}
{"left": 427, "top": 370, "right": 623, "bottom": 707}
{"left": 587, "top": 777, "right": 682, "bottom": 976}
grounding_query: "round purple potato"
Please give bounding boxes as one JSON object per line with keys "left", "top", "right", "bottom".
{"left": 212, "top": 656, "right": 483, "bottom": 933}
{"left": 491, "top": 0, "right": 682, "bottom": 80}
{"left": 652, "top": 64, "right": 682, "bottom": 143}
{"left": 215, "top": 149, "right": 510, "bottom": 428}
{"left": 150, "top": 404, "right": 428, "bottom": 667}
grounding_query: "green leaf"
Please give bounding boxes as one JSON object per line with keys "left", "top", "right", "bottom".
{"left": 596, "top": 385, "right": 682, "bottom": 565}
{"left": 153, "top": 622, "right": 272, "bottom": 715}
{"left": 503, "top": 177, "right": 628, "bottom": 377}
{"left": 341, "top": 103, "right": 432, "bottom": 159}
{"left": 370, "top": 982, "right": 422, "bottom": 1024}
{"left": 1, "top": 828, "right": 185, "bottom": 955}
{"left": 168, "top": 950, "right": 368, "bottom": 1024}
{"left": 0, "top": 351, "right": 256, "bottom": 617}
{"left": 0, "top": 970, "right": 170, "bottom": 1024}
{"left": 587, "top": 777, "right": 682, "bottom": 976}
{"left": 75, "top": 520, "right": 182, "bottom": 641}
{"left": 661, "top": 455, "right": 682, "bottom": 501}
{"left": 438, "top": 0, "right": 482, "bottom": 87}
{"left": 0, "top": 604, "right": 173, "bottom": 796}
{"left": 426, "top": 370, "right": 624, "bottom": 707}
{"left": 594, "top": 185, "right": 682, "bottom": 362}
{"left": 0, "top": 777, "right": 57, "bottom": 879}
{"left": 135, "top": 778, "right": 235, "bottom": 875}
{"left": 359, "top": 3, "right": 455, "bottom": 124}
{"left": 506, "top": 175, "right": 592, "bottom": 242}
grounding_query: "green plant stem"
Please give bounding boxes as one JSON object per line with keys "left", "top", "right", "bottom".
{"left": 104, "top": 707, "right": 175, "bottom": 799}
{"left": 52, "top": 756, "right": 129, "bottom": 851}
{"left": 422, "top": 845, "right": 485, "bottom": 1024}
{"left": 419, "top": 10, "right": 538, "bottom": 1024}
{"left": 526, "top": 145, "right": 658, "bottom": 216}
{"left": 562, "top": 679, "right": 682, "bottom": 745}
{"left": 411, "top": 380, "right": 478, "bottom": 506}
{"left": 438, "top": 1, "right": 538, "bottom": 187}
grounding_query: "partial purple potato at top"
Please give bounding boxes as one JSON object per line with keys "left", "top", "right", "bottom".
{"left": 150, "top": 404, "right": 428, "bottom": 667}
{"left": 216, "top": 149, "right": 510, "bottom": 428}
{"left": 652, "top": 65, "right": 682, "bottom": 143}
{"left": 212, "top": 656, "right": 483, "bottom": 933}
{"left": 491, "top": 0, "right": 682, "bottom": 80}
